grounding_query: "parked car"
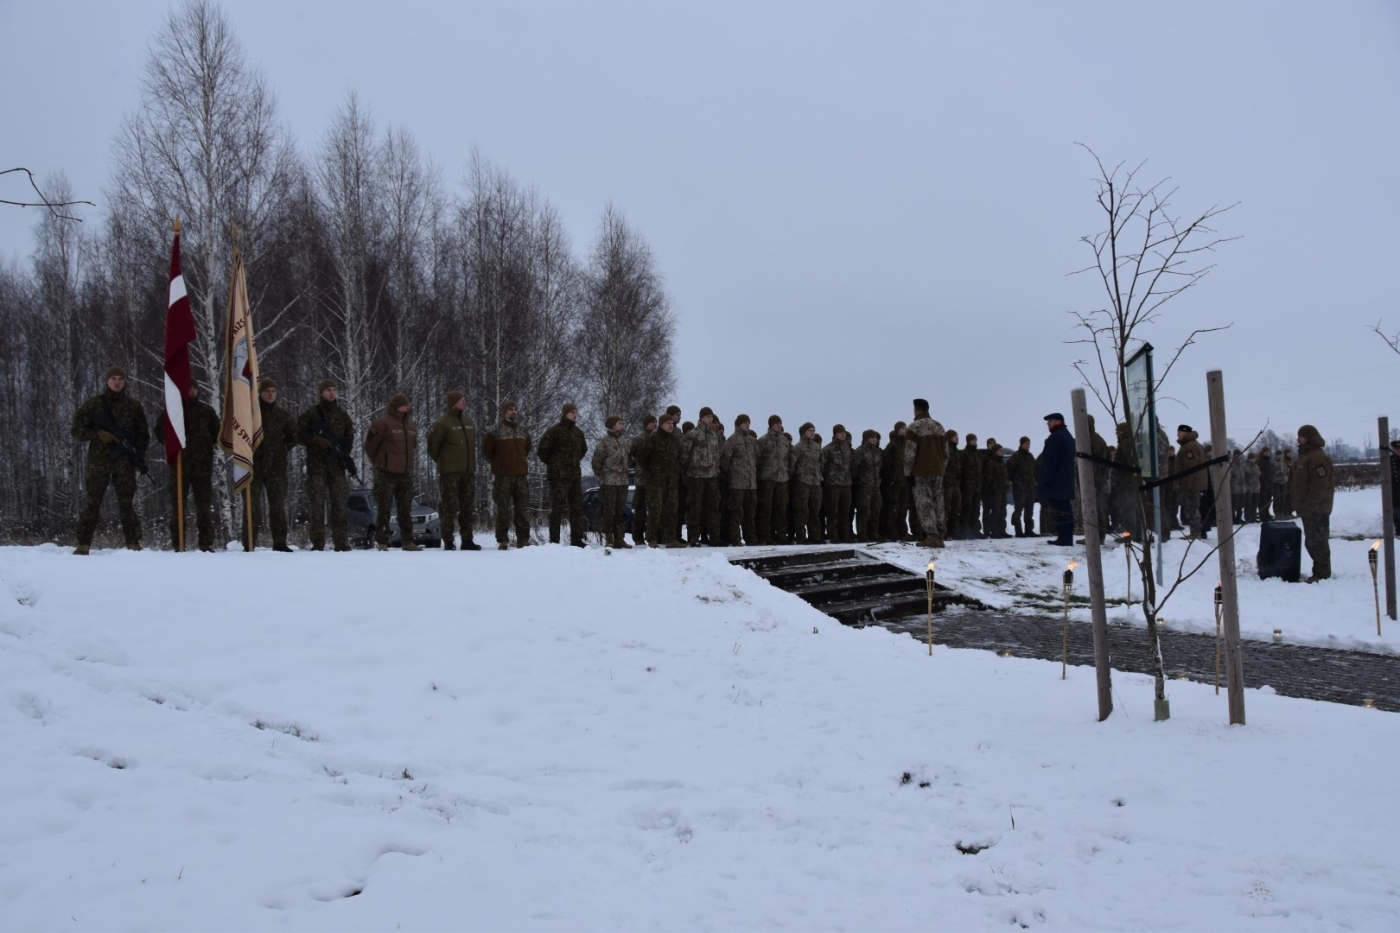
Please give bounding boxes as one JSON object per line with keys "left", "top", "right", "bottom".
{"left": 581, "top": 485, "right": 635, "bottom": 534}
{"left": 345, "top": 488, "right": 441, "bottom": 548}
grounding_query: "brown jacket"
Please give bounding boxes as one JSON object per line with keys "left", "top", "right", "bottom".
{"left": 364, "top": 407, "right": 418, "bottom": 474}
{"left": 905, "top": 415, "right": 947, "bottom": 478}
{"left": 484, "top": 412, "right": 532, "bottom": 477}
{"left": 1292, "top": 426, "right": 1335, "bottom": 515}
{"left": 1174, "top": 432, "right": 1209, "bottom": 492}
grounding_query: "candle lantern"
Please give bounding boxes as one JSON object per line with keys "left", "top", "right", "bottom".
{"left": 1123, "top": 530, "right": 1132, "bottom": 606}
{"left": 925, "top": 561, "right": 936, "bottom": 656}
{"left": 1273, "top": 628, "right": 1283, "bottom": 645}
{"left": 1371, "top": 540, "right": 1382, "bottom": 636}
{"left": 1214, "top": 583, "right": 1223, "bottom": 695}
{"left": 1061, "top": 561, "right": 1078, "bottom": 680}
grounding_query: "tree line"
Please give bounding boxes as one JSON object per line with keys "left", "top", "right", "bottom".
{"left": 0, "top": 0, "right": 675, "bottom": 544}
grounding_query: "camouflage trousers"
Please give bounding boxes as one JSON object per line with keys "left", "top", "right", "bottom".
{"left": 1258, "top": 485, "right": 1274, "bottom": 521}
{"left": 792, "top": 482, "right": 823, "bottom": 544}
{"left": 1274, "top": 484, "right": 1291, "bottom": 517}
{"left": 438, "top": 471, "right": 476, "bottom": 546}
{"left": 756, "top": 480, "right": 789, "bottom": 544}
{"left": 823, "top": 484, "right": 852, "bottom": 543}
{"left": 168, "top": 469, "right": 214, "bottom": 551}
{"left": 548, "top": 476, "right": 585, "bottom": 545}
{"left": 373, "top": 469, "right": 415, "bottom": 547}
{"left": 307, "top": 467, "right": 350, "bottom": 549}
{"left": 647, "top": 479, "right": 680, "bottom": 545}
{"left": 1179, "top": 490, "right": 1204, "bottom": 538}
{"left": 1011, "top": 489, "right": 1034, "bottom": 536}
{"left": 494, "top": 475, "right": 531, "bottom": 545}
{"left": 632, "top": 484, "right": 648, "bottom": 544}
{"left": 76, "top": 457, "right": 141, "bottom": 547}
{"left": 961, "top": 487, "right": 981, "bottom": 537}
{"left": 1300, "top": 511, "right": 1331, "bottom": 579}
{"left": 943, "top": 485, "right": 960, "bottom": 539}
{"left": 854, "top": 483, "right": 882, "bottom": 541}
{"left": 913, "top": 476, "right": 945, "bottom": 541}
{"left": 727, "top": 487, "right": 757, "bottom": 545}
{"left": 982, "top": 492, "right": 1007, "bottom": 538}
{"left": 251, "top": 470, "right": 289, "bottom": 549}
{"left": 601, "top": 484, "right": 629, "bottom": 543}
{"left": 686, "top": 476, "right": 721, "bottom": 543}
{"left": 881, "top": 481, "right": 907, "bottom": 539}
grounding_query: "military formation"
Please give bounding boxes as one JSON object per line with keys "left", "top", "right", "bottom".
{"left": 68, "top": 370, "right": 1340, "bottom": 580}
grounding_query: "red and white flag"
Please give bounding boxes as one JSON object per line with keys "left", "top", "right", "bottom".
{"left": 162, "top": 221, "right": 196, "bottom": 464}
{"left": 218, "top": 245, "right": 262, "bottom": 493}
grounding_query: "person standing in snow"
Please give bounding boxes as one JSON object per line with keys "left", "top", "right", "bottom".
{"left": 72, "top": 365, "right": 150, "bottom": 555}
{"left": 536, "top": 403, "right": 588, "bottom": 547}
{"left": 591, "top": 415, "right": 632, "bottom": 549}
{"left": 1173, "top": 425, "right": 1210, "bottom": 541}
{"left": 484, "top": 400, "right": 532, "bottom": 550}
{"left": 1034, "top": 412, "right": 1076, "bottom": 547}
{"left": 153, "top": 383, "right": 221, "bottom": 552}
{"left": 1292, "top": 424, "right": 1335, "bottom": 583}
{"left": 297, "top": 378, "right": 356, "bottom": 552}
{"left": 904, "top": 398, "right": 947, "bottom": 548}
{"left": 251, "top": 378, "right": 297, "bottom": 552}
{"left": 426, "top": 390, "right": 480, "bottom": 551}
{"left": 364, "top": 393, "right": 420, "bottom": 551}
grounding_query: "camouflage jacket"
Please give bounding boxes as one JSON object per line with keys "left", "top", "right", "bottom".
{"left": 960, "top": 443, "right": 982, "bottom": 494}
{"left": 1090, "top": 428, "right": 1110, "bottom": 492}
{"left": 820, "top": 438, "right": 853, "bottom": 486}
{"left": 1243, "top": 459, "right": 1261, "bottom": 494}
{"left": 983, "top": 451, "right": 1008, "bottom": 498}
{"left": 297, "top": 399, "right": 356, "bottom": 476}
{"left": 154, "top": 399, "right": 221, "bottom": 477}
{"left": 537, "top": 417, "right": 588, "bottom": 480}
{"left": 254, "top": 399, "right": 298, "bottom": 476}
{"left": 1229, "top": 456, "right": 1247, "bottom": 494}
{"left": 756, "top": 428, "right": 792, "bottom": 483}
{"left": 1006, "top": 448, "right": 1036, "bottom": 494}
{"left": 681, "top": 421, "right": 723, "bottom": 479}
{"left": 427, "top": 409, "right": 476, "bottom": 475}
{"left": 638, "top": 427, "right": 682, "bottom": 483}
{"left": 484, "top": 420, "right": 531, "bottom": 476}
{"left": 73, "top": 389, "right": 150, "bottom": 471}
{"left": 628, "top": 430, "right": 655, "bottom": 486}
{"left": 791, "top": 436, "right": 823, "bottom": 485}
{"left": 904, "top": 416, "right": 946, "bottom": 478}
{"left": 721, "top": 429, "right": 759, "bottom": 490}
{"left": 591, "top": 431, "right": 630, "bottom": 486}
{"left": 1274, "top": 455, "right": 1293, "bottom": 487}
{"left": 853, "top": 442, "right": 883, "bottom": 487}
{"left": 881, "top": 436, "right": 905, "bottom": 485}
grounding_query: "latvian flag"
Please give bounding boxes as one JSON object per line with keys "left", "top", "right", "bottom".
{"left": 162, "top": 222, "right": 195, "bottom": 464}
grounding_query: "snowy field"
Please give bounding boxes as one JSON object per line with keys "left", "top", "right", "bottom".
{"left": 2, "top": 489, "right": 1399, "bottom": 931}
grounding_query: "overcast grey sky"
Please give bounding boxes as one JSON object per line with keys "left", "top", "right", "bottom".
{"left": 3, "top": 0, "right": 1399, "bottom": 450}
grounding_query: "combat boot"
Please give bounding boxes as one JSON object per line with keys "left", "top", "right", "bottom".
{"left": 377, "top": 543, "right": 390, "bottom": 551}
{"left": 612, "top": 536, "right": 633, "bottom": 549}
{"left": 498, "top": 540, "right": 510, "bottom": 551}
{"left": 461, "top": 538, "right": 482, "bottom": 551}
{"left": 401, "top": 540, "right": 422, "bottom": 552}
{"left": 127, "top": 542, "right": 142, "bottom": 551}
{"left": 73, "top": 545, "right": 90, "bottom": 556}
{"left": 442, "top": 540, "right": 456, "bottom": 551}
{"left": 272, "top": 543, "right": 293, "bottom": 553}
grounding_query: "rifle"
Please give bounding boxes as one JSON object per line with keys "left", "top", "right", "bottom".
{"left": 310, "top": 413, "right": 360, "bottom": 480}
{"left": 92, "top": 401, "right": 149, "bottom": 479}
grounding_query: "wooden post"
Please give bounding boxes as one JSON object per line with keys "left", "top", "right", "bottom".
{"left": 1070, "top": 389, "right": 1113, "bottom": 721}
{"left": 1379, "top": 417, "right": 1396, "bottom": 621}
{"left": 1207, "top": 371, "right": 1245, "bottom": 726}
{"left": 244, "top": 487, "right": 254, "bottom": 553}
{"left": 175, "top": 452, "right": 185, "bottom": 552}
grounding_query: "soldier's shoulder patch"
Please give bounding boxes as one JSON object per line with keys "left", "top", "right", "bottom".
{"left": 1316, "top": 466, "right": 1327, "bottom": 476}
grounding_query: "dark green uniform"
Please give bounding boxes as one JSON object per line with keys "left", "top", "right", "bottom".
{"left": 427, "top": 407, "right": 477, "bottom": 549}
{"left": 639, "top": 426, "right": 683, "bottom": 546}
{"left": 943, "top": 439, "right": 962, "bottom": 540}
{"left": 960, "top": 440, "right": 983, "bottom": 538}
{"left": 1006, "top": 447, "right": 1036, "bottom": 537}
{"left": 537, "top": 411, "right": 588, "bottom": 546}
{"left": 252, "top": 398, "right": 298, "bottom": 549}
{"left": 880, "top": 429, "right": 908, "bottom": 541}
{"left": 981, "top": 448, "right": 1009, "bottom": 538}
{"left": 852, "top": 436, "right": 883, "bottom": 543}
{"left": 297, "top": 398, "right": 355, "bottom": 550}
{"left": 154, "top": 399, "right": 221, "bottom": 551}
{"left": 820, "top": 437, "right": 854, "bottom": 543}
{"left": 73, "top": 387, "right": 149, "bottom": 548}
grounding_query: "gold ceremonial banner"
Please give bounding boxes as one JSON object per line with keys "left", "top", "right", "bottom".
{"left": 218, "top": 247, "right": 263, "bottom": 494}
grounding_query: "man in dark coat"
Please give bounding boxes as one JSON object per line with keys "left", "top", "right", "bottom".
{"left": 1006, "top": 436, "right": 1036, "bottom": 537}
{"left": 537, "top": 402, "right": 588, "bottom": 546}
{"left": 251, "top": 378, "right": 298, "bottom": 552}
{"left": 1293, "top": 424, "right": 1335, "bottom": 583}
{"left": 72, "top": 365, "right": 150, "bottom": 554}
{"left": 296, "top": 378, "right": 356, "bottom": 551}
{"left": 639, "top": 414, "right": 683, "bottom": 547}
{"left": 1034, "top": 413, "right": 1076, "bottom": 546}
{"left": 154, "top": 383, "right": 221, "bottom": 551}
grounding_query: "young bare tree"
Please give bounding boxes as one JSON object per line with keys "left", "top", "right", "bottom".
{"left": 579, "top": 204, "right": 675, "bottom": 435}
{"left": 1069, "top": 145, "right": 1239, "bottom": 718}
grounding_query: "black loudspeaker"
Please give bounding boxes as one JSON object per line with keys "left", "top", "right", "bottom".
{"left": 1258, "top": 521, "right": 1302, "bottom": 583}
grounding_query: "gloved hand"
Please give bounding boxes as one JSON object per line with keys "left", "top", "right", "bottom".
{"left": 312, "top": 436, "right": 332, "bottom": 449}
{"left": 98, "top": 430, "right": 117, "bottom": 444}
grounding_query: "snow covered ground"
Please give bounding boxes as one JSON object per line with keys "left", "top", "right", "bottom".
{"left": 2, "top": 490, "right": 1398, "bottom": 931}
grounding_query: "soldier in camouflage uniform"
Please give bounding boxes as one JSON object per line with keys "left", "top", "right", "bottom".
{"left": 960, "top": 434, "right": 983, "bottom": 539}
{"left": 789, "top": 422, "right": 823, "bottom": 544}
{"left": 982, "top": 440, "right": 1009, "bottom": 538}
{"left": 629, "top": 414, "right": 656, "bottom": 546}
{"left": 1293, "top": 425, "right": 1335, "bottom": 582}
{"left": 721, "top": 414, "right": 759, "bottom": 546}
{"left": 1006, "top": 436, "right": 1036, "bottom": 537}
{"left": 1110, "top": 421, "right": 1143, "bottom": 541}
{"left": 1256, "top": 447, "right": 1276, "bottom": 522}
{"left": 483, "top": 400, "right": 532, "bottom": 548}
{"left": 756, "top": 415, "right": 792, "bottom": 545}
{"left": 154, "top": 383, "right": 221, "bottom": 552}
{"left": 853, "top": 429, "right": 884, "bottom": 542}
{"left": 591, "top": 415, "right": 632, "bottom": 548}
{"left": 427, "top": 390, "right": 481, "bottom": 551}
{"left": 665, "top": 405, "right": 686, "bottom": 542}
{"left": 1173, "top": 425, "right": 1209, "bottom": 540}
{"left": 943, "top": 431, "right": 962, "bottom": 540}
{"left": 537, "top": 403, "right": 588, "bottom": 546}
{"left": 679, "top": 407, "right": 723, "bottom": 546}
{"left": 72, "top": 366, "right": 150, "bottom": 554}
{"left": 1275, "top": 449, "right": 1294, "bottom": 517}
{"left": 820, "top": 425, "right": 854, "bottom": 543}
{"left": 905, "top": 399, "right": 947, "bottom": 547}
{"left": 1243, "top": 452, "right": 1262, "bottom": 523}
{"left": 296, "top": 379, "right": 356, "bottom": 551}
{"left": 880, "top": 423, "right": 908, "bottom": 541}
{"left": 639, "top": 414, "right": 683, "bottom": 547}
{"left": 251, "top": 378, "right": 297, "bottom": 552}
{"left": 364, "top": 392, "right": 420, "bottom": 551}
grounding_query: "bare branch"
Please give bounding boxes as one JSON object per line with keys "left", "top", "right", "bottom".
{"left": 0, "top": 168, "right": 95, "bottom": 220}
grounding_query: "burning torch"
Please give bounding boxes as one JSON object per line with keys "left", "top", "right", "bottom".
{"left": 1123, "top": 530, "right": 1132, "bottom": 606}
{"left": 926, "top": 561, "right": 936, "bottom": 656}
{"left": 1062, "top": 561, "right": 1078, "bottom": 680}
{"left": 1214, "top": 582, "right": 1223, "bottom": 695}
{"left": 1371, "top": 540, "right": 1382, "bottom": 636}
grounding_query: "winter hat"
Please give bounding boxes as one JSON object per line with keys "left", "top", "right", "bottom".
{"left": 768, "top": 414, "right": 783, "bottom": 427}
{"left": 665, "top": 405, "right": 681, "bottom": 418}
{"left": 318, "top": 378, "right": 337, "bottom": 393}
{"left": 446, "top": 390, "right": 464, "bottom": 408}
{"left": 258, "top": 377, "right": 277, "bottom": 392}
{"left": 832, "top": 424, "right": 846, "bottom": 438}
{"left": 1298, "top": 424, "right": 1325, "bottom": 447}
{"left": 894, "top": 421, "right": 907, "bottom": 430}
{"left": 104, "top": 365, "right": 126, "bottom": 381}
{"left": 389, "top": 393, "right": 410, "bottom": 410}
{"left": 605, "top": 414, "right": 623, "bottom": 430}
{"left": 985, "top": 437, "right": 996, "bottom": 448}
{"left": 502, "top": 399, "right": 519, "bottom": 414}
{"left": 699, "top": 406, "right": 715, "bottom": 421}
{"left": 1019, "top": 435, "right": 1030, "bottom": 444}
{"left": 562, "top": 402, "right": 578, "bottom": 417}
{"left": 642, "top": 413, "right": 657, "bottom": 428}
{"left": 682, "top": 421, "right": 695, "bottom": 432}
{"left": 862, "top": 428, "right": 880, "bottom": 442}
{"left": 913, "top": 398, "right": 929, "bottom": 412}
{"left": 799, "top": 422, "right": 815, "bottom": 435}
{"left": 659, "top": 413, "right": 675, "bottom": 426}
{"left": 735, "top": 414, "right": 751, "bottom": 429}
{"left": 1177, "top": 424, "right": 1193, "bottom": 433}
{"left": 1044, "top": 413, "right": 1064, "bottom": 423}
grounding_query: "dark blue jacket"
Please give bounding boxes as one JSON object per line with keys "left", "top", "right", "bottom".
{"left": 1035, "top": 424, "right": 1077, "bottom": 501}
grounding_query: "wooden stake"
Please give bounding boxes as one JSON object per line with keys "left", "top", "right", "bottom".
{"left": 1070, "top": 389, "right": 1113, "bottom": 720}
{"left": 1207, "top": 370, "right": 1245, "bottom": 725}
{"left": 1379, "top": 417, "right": 1396, "bottom": 621}
{"left": 175, "top": 451, "right": 185, "bottom": 552}
{"left": 244, "top": 487, "right": 253, "bottom": 553}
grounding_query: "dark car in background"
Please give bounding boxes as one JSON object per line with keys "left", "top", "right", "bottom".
{"left": 345, "top": 488, "right": 441, "bottom": 548}
{"left": 581, "top": 485, "right": 635, "bottom": 535}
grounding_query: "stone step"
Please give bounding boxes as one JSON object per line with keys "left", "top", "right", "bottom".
{"left": 760, "top": 559, "right": 899, "bottom": 588}
{"left": 818, "top": 590, "right": 972, "bottom": 626}
{"left": 730, "top": 548, "right": 862, "bottom": 574}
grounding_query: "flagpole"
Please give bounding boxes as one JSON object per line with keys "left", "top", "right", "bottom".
{"left": 245, "top": 487, "right": 253, "bottom": 553}
{"left": 176, "top": 451, "right": 185, "bottom": 552}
